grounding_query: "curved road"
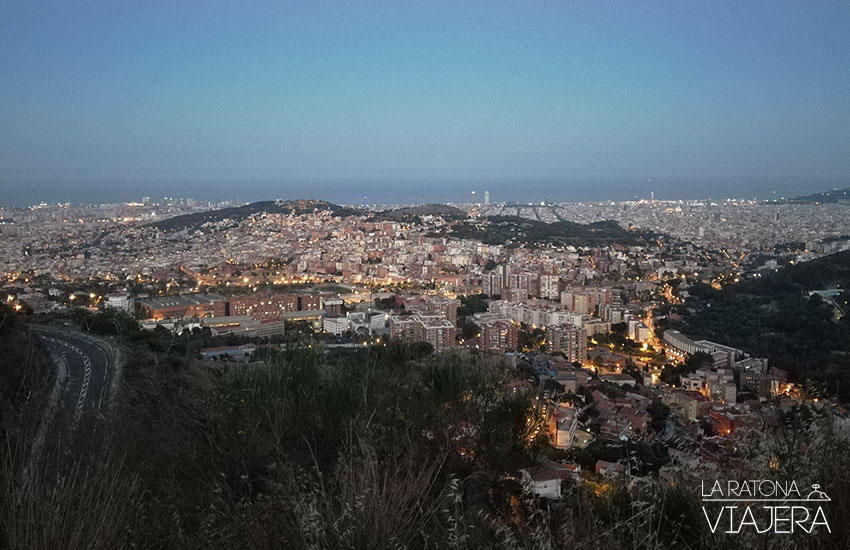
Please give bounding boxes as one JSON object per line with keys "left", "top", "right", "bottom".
{"left": 29, "top": 326, "right": 117, "bottom": 421}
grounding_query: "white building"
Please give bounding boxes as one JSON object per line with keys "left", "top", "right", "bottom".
{"left": 104, "top": 292, "right": 134, "bottom": 313}
{"left": 628, "top": 320, "right": 649, "bottom": 342}
{"left": 323, "top": 316, "right": 349, "bottom": 335}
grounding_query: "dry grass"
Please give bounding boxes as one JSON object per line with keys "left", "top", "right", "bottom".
{"left": 1, "top": 444, "right": 138, "bottom": 550}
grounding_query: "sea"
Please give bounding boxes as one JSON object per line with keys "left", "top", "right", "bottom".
{"left": 1, "top": 174, "right": 846, "bottom": 207}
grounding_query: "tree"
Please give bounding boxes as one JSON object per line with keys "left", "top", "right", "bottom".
{"left": 408, "top": 341, "right": 434, "bottom": 358}
{"left": 599, "top": 381, "right": 624, "bottom": 399}
{"left": 457, "top": 294, "right": 488, "bottom": 317}
{"left": 543, "top": 378, "right": 565, "bottom": 395}
{"left": 460, "top": 319, "right": 479, "bottom": 340}
{"left": 647, "top": 401, "right": 670, "bottom": 433}
{"left": 373, "top": 295, "right": 399, "bottom": 310}
{"left": 660, "top": 351, "right": 712, "bottom": 386}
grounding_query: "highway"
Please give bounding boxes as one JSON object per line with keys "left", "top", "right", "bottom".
{"left": 29, "top": 326, "right": 117, "bottom": 421}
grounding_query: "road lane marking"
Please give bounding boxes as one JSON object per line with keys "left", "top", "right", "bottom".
{"left": 29, "top": 327, "right": 118, "bottom": 418}
{"left": 51, "top": 338, "right": 92, "bottom": 420}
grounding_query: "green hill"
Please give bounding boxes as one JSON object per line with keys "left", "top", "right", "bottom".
{"left": 450, "top": 215, "right": 646, "bottom": 247}
{"left": 681, "top": 250, "right": 850, "bottom": 397}
{"left": 368, "top": 203, "right": 467, "bottom": 223}
{"left": 147, "top": 199, "right": 362, "bottom": 231}
{"left": 771, "top": 187, "right": 850, "bottom": 204}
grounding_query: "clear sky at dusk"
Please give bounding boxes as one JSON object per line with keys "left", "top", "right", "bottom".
{"left": 1, "top": 1, "right": 848, "bottom": 205}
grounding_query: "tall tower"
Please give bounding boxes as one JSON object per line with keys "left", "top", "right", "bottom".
{"left": 484, "top": 191, "right": 490, "bottom": 205}
{"left": 471, "top": 191, "right": 476, "bottom": 205}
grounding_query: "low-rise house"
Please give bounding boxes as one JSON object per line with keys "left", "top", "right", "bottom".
{"left": 595, "top": 460, "right": 625, "bottom": 477}
{"left": 525, "top": 466, "right": 576, "bottom": 499}
{"left": 662, "top": 390, "right": 710, "bottom": 422}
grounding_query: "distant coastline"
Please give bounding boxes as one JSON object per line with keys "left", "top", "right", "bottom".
{"left": 2, "top": 174, "right": 847, "bottom": 207}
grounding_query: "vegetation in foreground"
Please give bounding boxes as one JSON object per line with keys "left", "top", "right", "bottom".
{"left": 1, "top": 307, "right": 849, "bottom": 549}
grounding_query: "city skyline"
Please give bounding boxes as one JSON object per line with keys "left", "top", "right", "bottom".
{"left": 2, "top": 175, "right": 848, "bottom": 208}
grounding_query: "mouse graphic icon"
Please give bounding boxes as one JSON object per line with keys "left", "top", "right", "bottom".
{"left": 807, "top": 484, "right": 830, "bottom": 501}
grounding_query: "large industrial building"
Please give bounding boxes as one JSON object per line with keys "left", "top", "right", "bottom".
{"left": 139, "top": 293, "right": 227, "bottom": 320}
{"left": 139, "top": 291, "right": 325, "bottom": 324}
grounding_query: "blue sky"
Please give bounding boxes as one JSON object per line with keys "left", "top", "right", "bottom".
{"left": 1, "top": 1, "right": 848, "bottom": 204}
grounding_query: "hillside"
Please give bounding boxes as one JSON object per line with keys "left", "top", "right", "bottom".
{"left": 771, "top": 187, "right": 850, "bottom": 204}
{"left": 679, "top": 250, "right": 850, "bottom": 397}
{"left": 368, "top": 203, "right": 467, "bottom": 223}
{"left": 449, "top": 215, "right": 646, "bottom": 247}
{"left": 147, "top": 199, "right": 362, "bottom": 231}
{"left": 4, "top": 309, "right": 850, "bottom": 548}
{"left": 741, "top": 249, "right": 850, "bottom": 294}
{"left": 0, "top": 304, "right": 50, "bottom": 444}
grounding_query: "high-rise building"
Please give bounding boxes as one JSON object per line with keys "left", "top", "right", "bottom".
{"left": 484, "top": 191, "right": 490, "bottom": 205}
{"left": 404, "top": 295, "right": 459, "bottom": 325}
{"left": 479, "top": 318, "right": 517, "bottom": 353}
{"left": 539, "top": 273, "right": 560, "bottom": 300}
{"left": 416, "top": 314, "right": 456, "bottom": 352}
{"left": 389, "top": 315, "right": 418, "bottom": 341}
{"left": 298, "top": 294, "right": 321, "bottom": 311}
{"left": 546, "top": 325, "right": 587, "bottom": 363}
{"left": 389, "top": 313, "right": 455, "bottom": 352}
{"left": 561, "top": 291, "right": 596, "bottom": 315}
{"left": 481, "top": 272, "right": 502, "bottom": 297}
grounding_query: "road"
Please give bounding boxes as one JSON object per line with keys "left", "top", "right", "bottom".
{"left": 29, "top": 326, "right": 118, "bottom": 421}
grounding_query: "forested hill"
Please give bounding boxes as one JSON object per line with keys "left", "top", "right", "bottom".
{"left": 771, "top": 187, "right": 850, "bottom": 204}
{"left": 147, "top": 200, "right": 361, "bottom": 231}
{"left": 368, "top": 204, "right": 467, "bottom": 223}
{"left": 449, "top": 216, "right": 647, "bottom": 247}
{"left": 740, "top": 250, "right": 850, "bottom": 295}
{"left": 680, "top": 250, "right": 850, "bottom": 398}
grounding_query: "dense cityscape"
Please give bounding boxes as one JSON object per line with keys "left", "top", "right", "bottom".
{"left": 3, "top": 2, "right": 849, "bottom": 549}
{"left": 3, "top": 191, "right": 850, "bottom": 544}
{"left": 4, "top": 192, "right": 850, "bottom": 549}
